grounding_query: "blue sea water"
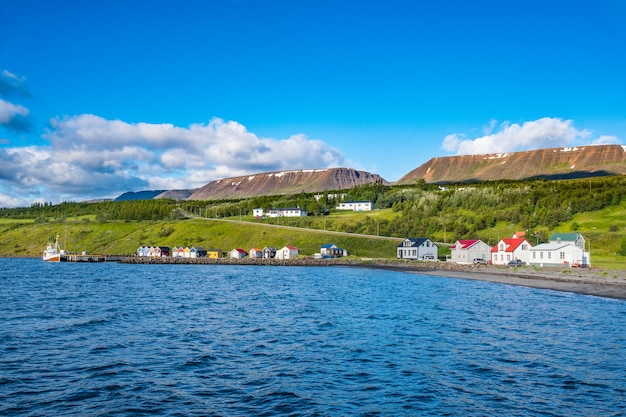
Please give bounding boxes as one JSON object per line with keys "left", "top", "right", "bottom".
{"left": 0, "top": 258, "right": 625, "bottom": 416}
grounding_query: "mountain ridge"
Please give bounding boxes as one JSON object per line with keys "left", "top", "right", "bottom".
{"left": 397, "top": 144, "right": 626, "bottom": 184}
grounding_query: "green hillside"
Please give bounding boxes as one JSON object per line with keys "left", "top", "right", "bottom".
{"left": 1, "top": 176, "right": 624, "bottom": 268}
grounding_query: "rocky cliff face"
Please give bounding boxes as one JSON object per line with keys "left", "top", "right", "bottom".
{"left": 396, "top": 145, "right": 626, "bottom": 184}
{"left": 188, "top": 168, "right": 388, "bottom": 200}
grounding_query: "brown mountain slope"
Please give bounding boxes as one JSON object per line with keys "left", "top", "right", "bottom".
{"left": 188, "top": 168, "right": 388, "bottom": 200}
{"left": 396, "top": 144, "right": 626, "bottom": 184}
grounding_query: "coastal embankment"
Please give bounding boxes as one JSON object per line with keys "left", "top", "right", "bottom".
{"left": 121, "top": 256, "right": 626, "bottom": 300}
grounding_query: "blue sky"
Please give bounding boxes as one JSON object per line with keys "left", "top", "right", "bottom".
{"left": 1, "top": 0, "right": 624, "bottom": 207}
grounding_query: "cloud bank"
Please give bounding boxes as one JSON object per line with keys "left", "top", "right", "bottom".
{"left": 442, "top": 117, "right": 621, "bottom": 155}
{"left": 0, "top": 115, "right": 345, "bottom": 207}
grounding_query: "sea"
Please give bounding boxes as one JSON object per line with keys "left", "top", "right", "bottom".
{"left": 1, "top": 258, "right": 625, "bottom": 417}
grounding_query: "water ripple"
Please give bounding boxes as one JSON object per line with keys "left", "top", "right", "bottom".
{"left": 0, "top": 259, "right": 625, "bottom": 416}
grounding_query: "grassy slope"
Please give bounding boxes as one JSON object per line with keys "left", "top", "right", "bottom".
{"left": 0, "top": 218, "right": 401, "bottom": 259}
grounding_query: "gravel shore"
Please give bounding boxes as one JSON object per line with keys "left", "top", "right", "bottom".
{"left": 344, "top": 260, "right": 626, "bottom": 300}
{"left": 122, "top": 256, "right": 626, "bottom": 300}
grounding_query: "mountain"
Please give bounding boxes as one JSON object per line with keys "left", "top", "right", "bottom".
{"left": 188, "top": 168, "right": 388, "bottom": 200}
{"left": 396, "top": 145, "right": 626, "bottom": 184}
{"left": 155, "top": 189, "right": 195, "bottom": 200}
{"left": 115, "top": 190, "right": 167, "bottom": 201}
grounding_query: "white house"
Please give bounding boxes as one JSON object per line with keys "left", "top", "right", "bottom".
{"left": 229, "top": 248, "right": 247, "bottom": 259}
{"left": 275, "top": 246, "right": 299, "bottom": 259}
{"left": 397, "top": 238, "right": 438, "bottom": 260}
{"left": 249, "top": 248, "right": 263, "bottom": 258}
{"left": 253, "top": 208, "right": 264, "bottom": 218}
{"left": 530, "top": 243, "right": 590, "bottom": 267}
{"left": 267, "top": 208, "right": 307, "bottom": 217}
{"left": 320, "top": 243, "right": 347, "bottom": 258}
{"left": 337, "top": 200, "right": 373, "bottom": 211}
{"left": 449, "top": 239, "right": 492, "bottom": 264}
{"left": 491, "top": 238, "right": 532, "bottom": 265}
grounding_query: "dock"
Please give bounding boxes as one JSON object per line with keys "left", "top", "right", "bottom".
{"left": 61, "top": 253, "right": 126, "bottom": 262}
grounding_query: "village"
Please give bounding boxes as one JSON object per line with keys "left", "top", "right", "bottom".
{"left": 135, "top": 200, "right": 592, "bottom": 268}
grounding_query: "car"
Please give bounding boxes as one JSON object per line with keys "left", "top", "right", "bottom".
{"left": 420, "top": 254, "right": 436, "bottom": 261}
{"left": 472, "top": 258, "right": 488, "bottom": 265}
{"left": 507, "top": 259, "right": 524, "bottom": 267}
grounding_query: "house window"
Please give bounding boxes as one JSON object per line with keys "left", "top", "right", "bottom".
{"left": 547, "top": 252, "right": 551, "bottom": 259}
{"left": 413, "top": 250, "right": 417, "bottom": 256}
{"left": 540, "top": 252, "right": 543, "bottom": 259}
{"left": 522, "top": 244, "right": 528, "bottom": 250}
{"left": 560, "top": 252, "right": 565, "bottom": 259}
{"left": 507, "top": 254, "right": 511, "bottom": 261}
{"left": 533, "top": 252, "right": 536, "bottom": 259}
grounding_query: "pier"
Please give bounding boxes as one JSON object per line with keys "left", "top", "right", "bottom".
{"left": 62, "top": 253, "right": 126, "bottom": 262}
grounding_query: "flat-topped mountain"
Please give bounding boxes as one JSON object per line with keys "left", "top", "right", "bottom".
{"left": 187, "top": 168, "right": 388, "bottom": 200}
{"left": 396, "top": 144, "right": 626, "bottom": 184}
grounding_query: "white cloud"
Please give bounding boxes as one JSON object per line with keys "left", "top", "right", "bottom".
{"left": 592, "top": 135, "right": 621, "bottom": 145}
{"left": 0, "top": 98, "right": 29, "bottom": 124}
{"left": 0, "top": 115, "right": 345, "bottom": 206}
{"left": 442, "top": 117, "right": 595, "bottom": 155}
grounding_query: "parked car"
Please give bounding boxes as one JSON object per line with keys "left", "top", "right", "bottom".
{"left": 472, "top": 258, "right": 488, "bottom": 265}
{"left": 507, "top": 259, "right": 524, "bottom": 267}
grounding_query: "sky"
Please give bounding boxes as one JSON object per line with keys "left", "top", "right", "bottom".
{"left": 1, "top": 0, "right": 625, "bottom": 207}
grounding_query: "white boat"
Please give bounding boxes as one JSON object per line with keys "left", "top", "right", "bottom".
{"left": 43, "top": 235, "right": 63, "bottom": 262}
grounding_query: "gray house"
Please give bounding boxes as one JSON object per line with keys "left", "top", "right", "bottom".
{"left": 397, "top": 238, "right": 438, "bottom": 260}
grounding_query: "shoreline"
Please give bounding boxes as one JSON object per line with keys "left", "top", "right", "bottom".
{"left": 343, "top": 261, "right": 626, "bottom": 301}
{"left": 120, "top": 256, "right": 626, "bottom": 301}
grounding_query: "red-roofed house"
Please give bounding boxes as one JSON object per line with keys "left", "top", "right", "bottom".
{"left": 229, "top": 248, "right": 248, "bottom": 259}
{"left": 276, "top": 246, "right": 299, "bottom": 259}
{"left": 491, "top": 238, "right": 533, "bottom": 265}
{"left": 449, "top": 239, "right": 492, "bottom": 264}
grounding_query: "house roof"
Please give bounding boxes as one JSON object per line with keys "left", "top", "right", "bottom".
{"left": 531, "top": 243, "right": 581, "bottom": 251}
{"left": 550, "top": 232, "right": 582, "bottom": 241}
{"left": 231, "top": 248, "right": 246, "bottom": 253}
{"left": 491, "top": 238, "right": 529, "bottom": 253}
{"left": 398, "top": 238, "right": 431, "bottom": 248}
{"left": 285, "top": 246, "right": 298, "bottom": 250}
{"left": 450, "top": 239, "right": 480, "bottom": 250}
{"left": 321, "top": 244, "right": 337, "bottom": 248}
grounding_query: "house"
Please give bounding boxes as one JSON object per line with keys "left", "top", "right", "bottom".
{"left": 177, "top": 247, "right": 186, "bottom": 258}
{"left": 262, "top": 246, "right": 277, "bottom": 259}
{"left": 249, "top": 247, "right": 263, "bottom": 258}
{"left": 229, "top": 248, "right": 247, "bottom": 259}
{"left": 207, "top": 248, "right": 222, "bottom": 259}
{"left": 449, "top": 239, "right": 492, "bottom": 264}
{"left": 529, "top": 242, "right": 590, "bottom": 267}
{"left": 267, "top": 208, "right": 307, "bottom": 217}
{"left": 253, "top": 208, "right": 264, "bottom": 218}
{"left": 189, "top": 247, "right": 198, "bottom": 258}
{"left": 155, "top": 246, "right": 170, "bottom": 257}
{"left": 276, "top": 246, "right": 299, "bottom": 259}
{"left": 136, "top": 246, "right": 149, "bottom": 257}
{"left": 397, "top": 238, "right": 438, "bottom": 260}
{"left": 491, "top": 238, "right": 533, "bottom": 265}
{"left": 320, "top": 243, "right": 347, "bottom": 258}
{"left": 550, "top": 232, "right": 586, "bottom": 249}
{"left": 336, "top": 200, "right": 373, "bottom": 211}
{"left": 195, "top": 247, "right": 207, "bottom": 258}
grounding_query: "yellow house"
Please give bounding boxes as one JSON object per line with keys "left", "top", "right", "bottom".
{"left": 207, "top": 248, "right": 222, "bottom": 259}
